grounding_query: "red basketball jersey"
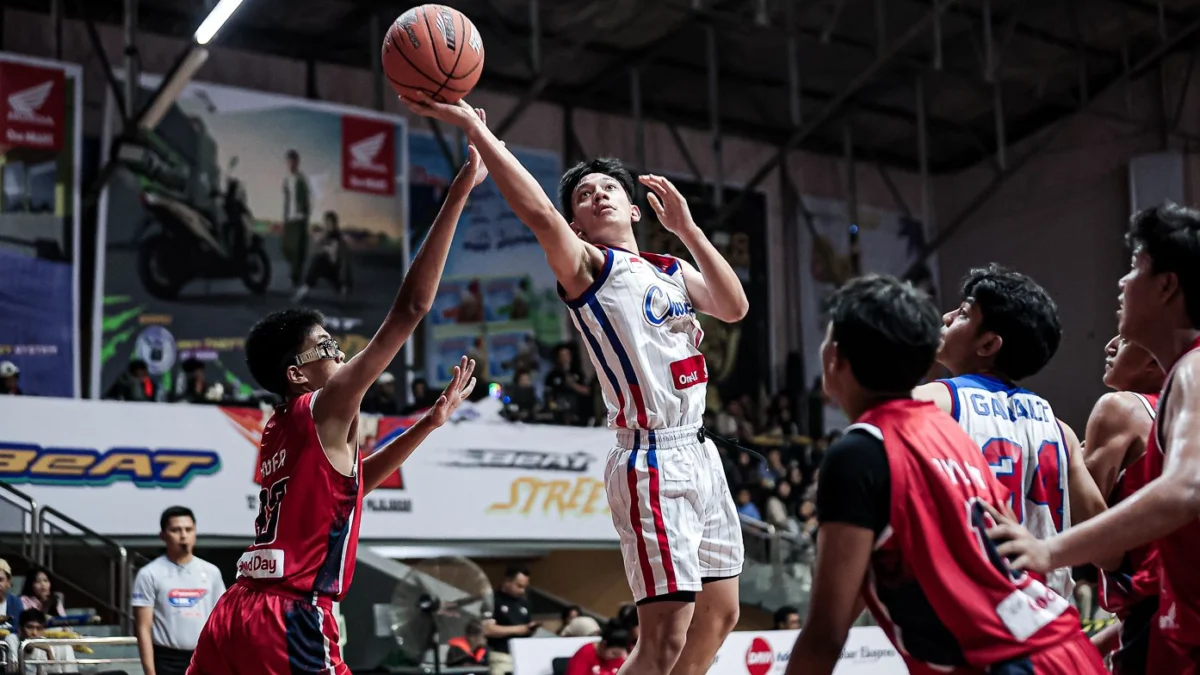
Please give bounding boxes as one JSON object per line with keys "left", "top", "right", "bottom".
{"left": 856, "top": 400, "right": 1087, "bottom": 672}
{"left": 1099, "top": 392, "right": 1160, "bottom": 618}
{"left": 1145, "top": 336, "right": 1200, "bottom": 647}
{"left": 236, "top": 391, "right": 363, "bottom": 601}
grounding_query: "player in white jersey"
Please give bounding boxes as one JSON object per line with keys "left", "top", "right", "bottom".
{"left": 402, "top": 94, "right": 748, "bottom": 675}
{"left": 913, "top": 265, "right": 1106, "bottom": 598}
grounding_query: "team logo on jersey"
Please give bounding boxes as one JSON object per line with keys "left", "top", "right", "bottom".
{"left": 167, "top": 588, "right": 207, "bottom": 608}
{"left": 0, "top": 442, "right": 220, "bottom": 488}
{"left": 642, "top": 285, "right": 693, "bottom": 327}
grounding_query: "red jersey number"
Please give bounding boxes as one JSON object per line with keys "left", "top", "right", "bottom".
{"left": 981, "top": 438, "right": 1024, "bottom": 523}
{"left": 1029, "top": 441, "right": 1066, "bottom": 532}
{"left": 254, "top": 477, "right": 289, "bottom": 546}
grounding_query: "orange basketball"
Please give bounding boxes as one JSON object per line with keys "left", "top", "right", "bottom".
{"left": 382, "top": 5, "right": 485, "bottom": 104}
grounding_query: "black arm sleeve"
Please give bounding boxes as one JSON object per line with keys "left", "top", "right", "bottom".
{"left": 815, "top": 429, "right": 891, "bottom": 535}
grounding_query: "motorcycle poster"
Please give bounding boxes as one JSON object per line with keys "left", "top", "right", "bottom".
{"left": 0, "top": 53, "right": 83, "bottom": 398}
{"left": 93, "top": 75, "right": 409, "bottom": 402}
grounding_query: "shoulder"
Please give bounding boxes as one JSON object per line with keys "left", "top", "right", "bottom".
{"left": 1089, "top": 391, "right": 1145, "bottom": 428}
{"left": 913, "top": 381, "right": 955, "bottom": 415}
{"left": 823, "top": 426, "right": 887, "bottom": 471}
{"left": 135, "top": 556, "right": 166, "bottom": 580}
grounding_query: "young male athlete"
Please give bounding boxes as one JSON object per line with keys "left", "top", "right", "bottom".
{"left": 186, "top": 118, "right": 491, "bottom": 675}
{"left": 992, "top": 203, "right": 1200, "bottom": 673}
{"left": 1082, "top": 334, "right": 1163, "bottom": 674}
{"left": 912, "top": 264, "right": 1106, "bottom": 599}
{"left": 784, "top": 275, "right": 1105, "bottom": 675}
{"left": 401, "top": 93, "right": 748, "bottom": 675}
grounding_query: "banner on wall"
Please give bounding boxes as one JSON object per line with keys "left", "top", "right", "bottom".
{"left": 93, "top": 76, "right": 410, "bottom": 401}
{"left": 0, "top": 53, "right": 82, "bottom": 398}
{"left": 798, "top": 198, "right": 940, "bottom": 433}
{"left": 640, "top": 178, "right": 771, "bottom": 410}
{"left": 407, "top": 132, "right": 564, "bottom": 387}
{"left": 0, "top": 396, "right": 617, "bottom": 542}
{"left": 511, "top": 628, "right": 906, "bottom": 675}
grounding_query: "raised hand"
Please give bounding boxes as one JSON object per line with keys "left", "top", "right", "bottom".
{"left": 424, "top": 356, "right": 477, "bottom": 428}
{"left": 399, "top": 91, "right": 480, "bottom": 131}
{"left": 638, "top": 174, "right": 697, "bottom": 235}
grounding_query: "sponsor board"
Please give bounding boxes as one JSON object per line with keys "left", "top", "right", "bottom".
{"left": 0, "top": 395, "right": 617, "bottom": 541}
{"left": 511, "top": 628, "right": 906, "bottom": 675}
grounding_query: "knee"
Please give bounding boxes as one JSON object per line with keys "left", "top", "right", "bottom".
{"left": 717, "top": 603, "right": 740, "bottom": 635}
{"left": 638, "top": 624, "right": 688, "bottom": 672}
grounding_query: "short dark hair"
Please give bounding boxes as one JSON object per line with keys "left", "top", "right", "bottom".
{"left": 504, "top": 566, "right": 530, "bottom": 580}
{"left": 128, "top": 359, "right": 149, "bottom": 374}
{"left": 600, "top": 619, "right": 630, "bottom": 648}
{"left": 773, "top": 605, "right": 799, "bottom": 627}
{"left": 828, "top": 275, "right": 942, "bottom": 393}
{"left": 19, "top": 608, "right": 45, "bottom": 629}
{"left": 558, "top": 158, "right": 636, "bottom": 222}
{"left": 959, "top": 264, "right": 1061, "bottom": 380}
{"left": 1128, "top": 202, "right": 1200, "bottom": 327}
{"left": 561, "top": 605, "right": 580, "bottom": 622}
{"left": 286, "top": 149, "right": 299, "bottom": 161}
{"left": 160, "top": 505, "right": 195, "bottom": 532}
{"left": 245, "top": 308, "right": 325, "bottom": 396}
{"left": 465, "top": 620, "right": 484, "bottom": 638}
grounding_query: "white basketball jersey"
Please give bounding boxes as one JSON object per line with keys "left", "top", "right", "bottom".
{"left": 941, "top": 374, "right": 1074, "bottom": 598}
{"left": 564, "top": 247, "right": 707, "bottom": 430}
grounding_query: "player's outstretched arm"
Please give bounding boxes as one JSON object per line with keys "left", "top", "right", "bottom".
{"left": 1083, "top": 392, "right": 1149, "bottom": 499}
{"left": 315, "top": 124, "right": 488, "bottom": 429}
{"left": 785, "top": 524, "right": 873, "bottom": 675}
{"left": 640, "top": 175, "right": 748, "bottom": 323}
{"left": 400, "top": 93, "right": 600, "bottom": 299}
{"left": 1061, "top": 419, "right": 1107, "bottom": 525}
{"left": 361, "top": 357, "right": 476, "bottom": 493}
{"left": 989, "top": 355, "right": 1200, "bottom": 573}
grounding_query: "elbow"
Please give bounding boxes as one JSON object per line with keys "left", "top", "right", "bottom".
{"left": 1177, "top": 474, "right": 1200, "bottom": 517}
{"left": 715, "top": 297, "right": 749, "bottom": 323}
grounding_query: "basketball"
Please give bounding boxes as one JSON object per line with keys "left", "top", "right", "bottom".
{"left": 382, "top": 5, "right": 485, "bottom": 104}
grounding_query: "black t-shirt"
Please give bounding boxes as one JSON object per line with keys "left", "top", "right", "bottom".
{"left": 815, "top": 428, "right": 891, "bottom": 535}
{"left": 484, "top": 590, "right": 530, "bottom": 653}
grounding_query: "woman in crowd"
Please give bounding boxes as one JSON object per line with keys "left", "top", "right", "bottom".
{"left": 20, "top": 567, "right": 64, "bottom": 618}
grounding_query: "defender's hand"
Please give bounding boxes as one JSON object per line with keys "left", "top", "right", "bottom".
{"left": 424, "top": 356, "right": 477, "bottom": 428}
{"left": 982, "top": 502, "right": 1055, "bottom": 574}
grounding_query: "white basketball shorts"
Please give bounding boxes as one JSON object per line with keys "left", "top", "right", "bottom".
{"left": 605, "top": 422, "right": 745, "bottom": 602}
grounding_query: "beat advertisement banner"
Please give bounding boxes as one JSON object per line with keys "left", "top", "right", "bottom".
{"left": 511, "top": 628, "right": 906, "bottom": 675}
{"left": 407, "top": 131, "right": 564, "bottom": 388}
{"left": 0, "top": 53, "right": 83, "bottom": 398}
{"left": 93, "top": 75, "right": 409, "bottom": 401}
{"left": 798, "top": 197, "right": 940, "bottom": 434}
{"left": 0, "top": 395, "right": 617, "bottom": 542}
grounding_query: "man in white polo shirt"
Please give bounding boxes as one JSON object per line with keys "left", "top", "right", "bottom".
{"left": 132, "top": 506, "right": 224, "bottom": 675}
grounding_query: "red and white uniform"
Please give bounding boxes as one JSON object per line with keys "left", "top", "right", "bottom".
{"left": 563, "top": 246, "right": 742, "bottom": 601}
{"left": 189, "top": 391, "right": 363, "bottom": 675}
{"left": 1145, "top": 336, "right": 1200, "bottom": 672}
{"left": 856, "top": 400, "right": 1104, "bottom": 674}
{"left": 940, "top": 374, "right": 1073, "bottom": 598}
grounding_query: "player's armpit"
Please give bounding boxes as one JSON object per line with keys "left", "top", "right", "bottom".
{"left": 784, "top": 523, "right": 874, "bottom": 675}
{"left": 912, "top": 381, "right": 954, "bottom": 415}
{"left": 1062, "top": 419, "right": 1108, "bottom": 525}
{"left": 1083, "top": 392, "right": 1146, "bottom": 500}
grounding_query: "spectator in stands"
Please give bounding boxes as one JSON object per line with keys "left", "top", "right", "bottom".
{"left": 0, "top": 560, "right": 21, "bottom": 626}
{"left": 764, "top": 481, "right": 796, "bottom": 532}
{"left": 615, "top": 603, "right": 639, "bottom": 647}
{"left": 132, "top": 506, "right": 225, "bottom": 675}
{"left": 502, "top": 370, "right": 539, "bottom": 422}
{"left": 482, "top": 567, "right": 538, "bottom": 675}
{"left": 362, "top": 372, "right": 400, "bottom": 415}
{"left": 170, "top": 358, "right": 209, "bottom": 404}
{"left": 559, "top": 616, "right": 600, "bottom": 637}
{"left": 773, "top": 606, "right": 801, "bottom": 630}
{"left": 735, "top": 486, "right": 761, "bottom": 520}
{"left": 557, "top": 606, "right": 581, "bottom": 636}
{"left": 401, "top": 378, "right": 439, "bottom": 415}
{"left": 446, "top": 620, "right": 489, "bottom": 667}
{"left": 544, "top": 344, "right": 590, "bottom": 426}
{"left": 19, "top": 568, "right": 63, "bottom": 618}
{"left": 564, "top": 620, "right": 629, "bottom": 675}
{"left": 104, "top": 360, "right": 156, "bottom": 402}
{"left": 7, "top": 609, "right": 76, "bottom": 674}
{"left": 0, "top": 362, "right": 21, "bottom": 395}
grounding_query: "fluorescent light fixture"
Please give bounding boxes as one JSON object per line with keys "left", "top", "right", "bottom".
{"left": 194, "top": 0, "right": 247, "bottom": 45}
{"left": 140, "top": 47, "right": 210, "bottom": 130}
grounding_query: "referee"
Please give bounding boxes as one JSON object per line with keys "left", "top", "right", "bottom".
{"left": 132, "top": 506, "right": 225, "bottom": 675}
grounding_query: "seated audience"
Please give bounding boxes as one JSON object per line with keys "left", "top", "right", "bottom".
{"left": 565, "top": 620, "right": 629, "bottom": 675}
{"left": 19, "top": 568, "right": 64, "bottom": 618}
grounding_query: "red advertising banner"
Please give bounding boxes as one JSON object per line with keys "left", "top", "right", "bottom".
{"left": 0, "top": 60, "right": 64, "bottom": 151}
{"left": 341, "top": 115, "right": 396, "bottom": 196}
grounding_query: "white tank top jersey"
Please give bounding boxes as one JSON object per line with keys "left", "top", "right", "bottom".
{"left": 940, "top": 373, "right": 1074, "bottom": 598}
{"left": 563, "top": 246, "right": 708, "bottom": 431}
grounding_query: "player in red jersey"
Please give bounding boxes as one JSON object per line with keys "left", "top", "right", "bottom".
{"left": 1081, "top": 334, "right": 1163, "bottom": 674}
{"left": 784, "top": 275, "right": 1105, "bottom": 675}
{"left": 991, "top": 203, "right": 1200, "bottom": 673}
{"left": 186, "top": 113, "right": 491, "bottom": 675}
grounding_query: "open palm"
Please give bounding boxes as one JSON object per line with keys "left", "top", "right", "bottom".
{"left": 425, "top": 356, "right": 477, "bottom": 427}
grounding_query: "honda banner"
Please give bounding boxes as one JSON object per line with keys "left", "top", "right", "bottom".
{"left": 510, "top": 628, "right": 906, "bottom": 675}
{"left": 0, "top": 53, "right": 82, "bottom": 398}
{"left": 94, "top": 75, "right": 410, "bottom": 401}
{"left": 0, "top": 395, "right": 618, "bottom": 542}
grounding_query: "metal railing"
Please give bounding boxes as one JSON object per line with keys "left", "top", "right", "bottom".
{"left": 32, "top": 507, "right": 132, "bottom": 633}
{"left": 17, "top": 636, "right": 139, "bottom": 675}
{"left": 738, "top": 514, "right": 814, "bottom": 614}
{"left": 0, "top": 483, "right": 38, "bottom": 563}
